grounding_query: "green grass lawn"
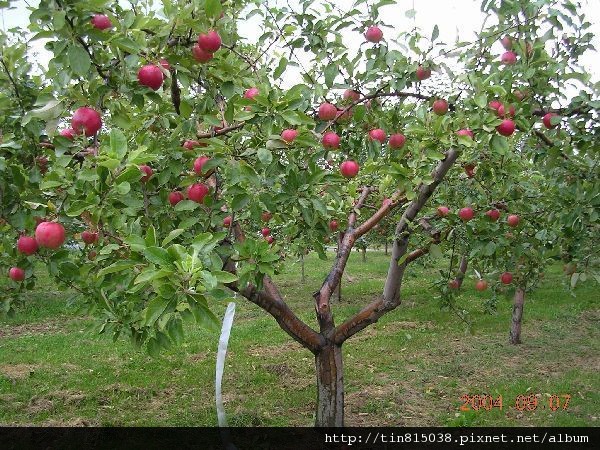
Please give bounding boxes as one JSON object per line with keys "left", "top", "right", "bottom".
{"left": 0, "top": 251, "right": 598, "bottom": 426}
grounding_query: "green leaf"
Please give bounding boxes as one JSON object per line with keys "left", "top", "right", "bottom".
{"left": 490, "top": 135, "right": 509, "bottom": 154}
{"left": 212, "top": 271, "right": 238, "bottom": 283}
{"left": 167, "top": 318, "right": 184, "bottom": 345}
{"left": 257, "top": 148, "right": 273, "bottom": 165}
{"left": 280, "top": 110, "right": 302, "bottom": 125}
{"left": 162, "top": 229, "right": 184, "bottom": 246}
{"left": 205, "top": 0, "right": 222, "bottom": 18}
{"left": 22, "top": 99, "right": 63, "bottom": 126}
{"left": 174, "top": 200, "right": 199, "bottom": 211}
{"left": 109, "top": 129, "right": 128, "bottom": 160}
{"left": 431, "top": 24, "right": 439, "bottom": 42}
{"left": 144, "top": 247, "right": 173, "bottom": 266}
{"left": 232, "top": 193, "right": 250, "bottom": 211}
{"left": 274, "top": 57, "right": 288, "bottom": 79}
{"left": 112, "top": 36, "right": 141, "bottom": 53}
{"left": 135, "top": 268, "right": 173, "bottom": 285}
{"left": 145, "top": 225, "right": 157, "bottom": 247}
{"left": 429, "top": 244, "right": 442, "bottom": 259}
{"left": 68, "top": 45, "right": 91, "bottom": 76}
{"left": 145, "top": 297, "right": 170, "bottom": 326}
{"left": 97, "top": 261, "right": 136, "bottom": 277}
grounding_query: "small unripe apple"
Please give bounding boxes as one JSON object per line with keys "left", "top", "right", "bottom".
{"left": 496, "top": 119, "right": 515, "bottom": 136}
{"left": 437, "top": 206, "right": 450, "bottom": 217}
{"left": 432, "top": 99, "right": 448, "bottom": 116}
{"left": 17, "top": 236, "right": 38, "bottom": 256}
{"left": 139, "top": 165, "right": 153, "bottom": 182}
{"left": 489, "top": 100, "right": 502, "bottom": 111}
{"left": 59, "top": 128, "right": 76, "bottom": 140}
{"left": 329, "top": 220, "right": 338, "bottom": 232}
{"left": 244, "top": 87, "right": 259, "bottom": 100}
{"left": 71, "top": 107, "right": 102, "bottom": 137}
{"left": 88, "top": 250, "right": 97, "bottom": 261}
{"left": 81, "top": 230, "right": 99, "bottom": 245}
{"left": 501, "top": 51, "right": 517, "bottom": 65}
{"left": 507, "top": 214, "right": 520, "bottom": 227}
{"left": 322, "top": 131, "right": 341, "bottom": 149}
{"left": 137, "top": 65, "right": 164, "bottom": 90}
{"left": 448, "top": 279, "right": 460, "bottom": 290}
{"left": 543, "top": 112, "right": 559, "bottom": 129}
{"left": 187, "top": 183, "right": 210, "bottom": 203}
{"left": 368, "top": 128, "right": 386, "bottom": 143}
{"left": 198, "top": 30, "right": 222, "bottom": 53}
{"left": 340, "top": 160, "right": 360, "bottom": 178}
{"left": 513, "top": 89, "right": 526, "bottom": 102}
{"left": 416, "top": 65, "right": 431, "bottom": 81}
{"left": 35, "top": 221, "right": 66, "bottom": 249}
{"left": 456, "top": 128, "right": 474, "bottom": 139}
{"left": 500, "top": 36, "right": 513, "bottom": 50}
{"left": 193, "top": 156, "right": 211, "bottom": 175}
{"left": 261, "top": 227, "right": 271, "bottom": 237}
{"left": 475, "top": 279, "right": 488, "bottom": 291}
{"left": 500, "top": 272, "right": 513, "bottom": 284}
{"left": 485, "top": 209, "right": 500, "bottom": 221}
{"left": 169, "top": 191, "right": 184, "bottom": 206}
{"left": 91, "top": 14, "right": 112, "bottom": 30}
{"left": 389, "top": 133, "right": 406, "bottom": 149}
{"left": 318, "top": 102, "right": 338, "bottom": 121}
{"left": 497, "top": 104, "right": 515, "bottom": 118}
{"left": 459, "top": 207, "right": 474, "bottom": 222}
{"left": 192, "top": 44, "right": 214, "bottom": 63}
{"left": 261, "top": 211, "right": 272, "bottom": 222}
{"left": 464, "top": 163, "right": 475, "bottom": 178}
{"left": 266, "top": 235, "right": 275, "bottom": 245}
{"left": 343, "top": 89, "right": 360, "bottom": 102}
{"left": 223, "top": 216, "right": 232, "bottom": 227}
{"left": 365, "top": 26, "right": 383, "bottom": 43}
{"left": 281, "top": 129, "right": 298, "bottom": 143}
{"left": 9, "top": 267, "right": 25, "bottom": 282}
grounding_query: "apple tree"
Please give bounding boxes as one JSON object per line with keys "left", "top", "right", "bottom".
{"left": 1, "top": 0, "right": 598, "bottom": 426}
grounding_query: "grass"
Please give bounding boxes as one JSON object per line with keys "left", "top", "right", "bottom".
{"left": 0, "top": 250, "right": 598, "bottom": 427}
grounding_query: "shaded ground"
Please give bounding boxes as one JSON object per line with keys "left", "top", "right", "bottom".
{"left": 0, "top": 251, "right": 598, "bottom": 426}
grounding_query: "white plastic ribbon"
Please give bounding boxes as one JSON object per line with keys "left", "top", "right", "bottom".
{"left": 216, "top": 301, "right": 236, "bottom": 428}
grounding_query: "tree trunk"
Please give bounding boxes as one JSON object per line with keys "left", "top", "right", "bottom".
{"left": 315, "top": 344, "right": 344, "bottom": 426}
{"left": 384, "top": 240, "right": 388, "bottom": 255}
{"left": 301, "top": 253, "right": 306, "bottom": 283}
{"left": 509, "top": 288, "right": 525, "bottom": 345}
{"left": 362, "top": 247, "right": 366, "bottom": 262}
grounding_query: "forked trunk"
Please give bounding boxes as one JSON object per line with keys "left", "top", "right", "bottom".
{"left": 315, "top": 344, "right": 344, "bottom": 426}
{"left": 509, "top": 288, "right": 525, "bottom": 344}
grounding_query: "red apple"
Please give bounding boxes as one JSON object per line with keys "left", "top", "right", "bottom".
{"left": 543, "top": 112, "right": 559, "bottom": 129}
{"left": 91, "top": 14, "right": 112, "bottom": 30}
{"left": 497, "top": 104, "right": 515, "bottom": 118}
{"left": 17, "top": 236, "right": 38, "bottom": 256}
{"left": 488, "top": 100, "right": 502, "bottom": 111}
{"left": 416, "top": 65, "right": 431, "bottom": 81}
{"left": 507, "top": 214, "right": 520, "bottom": 227}
{"left": 35, "top": 221, "right": 66, "bottom": 249}
{"left": 485, "top": 209, "right": 500, "bottom": 221}
{"left": 169, "top": 191, "right": 184, "bottom": 206}
{"left": 9, "top": 267, "right": 25, "bottom": 282}
{"left": 500, "top": 36, "right": 513, "bottom": 50}
{"left": 501, "top": 51, "right": 517, "bottom": 65}
{"left": 318, "top": 102, "right": 338, "bottom": 121}
{"left": 261, "top": 211, "right": 272, "bottom": 222}
{"left": 137, "top": 64, "right": 163, "bottom": 90}
{"left": 266, "top": 235, "right": 275, "bottom": 245}
{"left": 198, "top": 30, "right": 222, "bottom": 53}
{"left": 437, "top": 206, "right": 450, "bottom": 217}
{"left": 500, "top": 272, "right": 513, "bottom": 285}
{"left": 159, "top": 59, "right": 171, "bottom": 70}
{"left": 244, "top": 87, "right": 259, "bottom": 100}
{"left": 448, "top": 279, "right": 460, "bottom": 289}
{"left": 496, "top": 119, "right": 515, "bottom": 136}
{"left": 368, "top": 128, "right": 386, "bottom": 143}
{"left": 343, "top": 89, "right": 361, "bottom": 102}
{"left": 192, "top": 44, "right": 214, "bottom": 63}
{"left": 365, "top": 26, "right": 383, "bottom": 43}
{"left": 183, "top": 140, "right": 201, "bottom": 150}
{"left": 322, "top": 131, "right": 341, "bottom": 149}
{"left": 456, "top": 128, "right": 474, "bottom": 139}
{"left": 71, "top": 107, "right": 102, "bottom": 137}
{"left": 475, "top": 279, "right": 488, "bottom": 291}
{"left": 223, "top": 216, "right": 232, "bottom": 227}
{"left": 193, "top": 156, "right": 211, "bottom": 175}
{"left": 459, "top": 207, "right": 474, "bottom": 222}
{"left": 340, "top": 160, "right": 359, "bottom": 178}
{"left": 433, "top": 99, "right": 448, "bottom": 116}
{"left": 81, "top": 230, "right": 99, "bottom": 245}
{"left": 88, "top": 250, "right": 97, "bottom": 261}
{"left": 187, "top": 183, "right": 210, "bottom": 203}
{"left": 281, "top": 129, "right": 298, "bottom": 143}
{"left": 139, "top": 165, "right": 153, "bottom": 182}
{"left": 59, "top": 128, "right": 76, "bottom": 140}
{"left": 389, "top": 133, "right": 406, "bottom": 149}
{"left": 329, "top": 220, "right": 339, "bottom": 232}
{"left": 261, "top": 227, "right": 271, "bottom": 237}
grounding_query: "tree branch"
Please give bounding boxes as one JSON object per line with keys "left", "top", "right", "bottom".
{"left": 197, "top": 122, "right": 245, "bottom": 139}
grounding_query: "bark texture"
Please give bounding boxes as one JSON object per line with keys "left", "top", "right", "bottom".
{"left": 315, "top": 344, "right": 344, "bottom": 426}
{"left": 509, "top": 288, "right": 525, "bottom": 345}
